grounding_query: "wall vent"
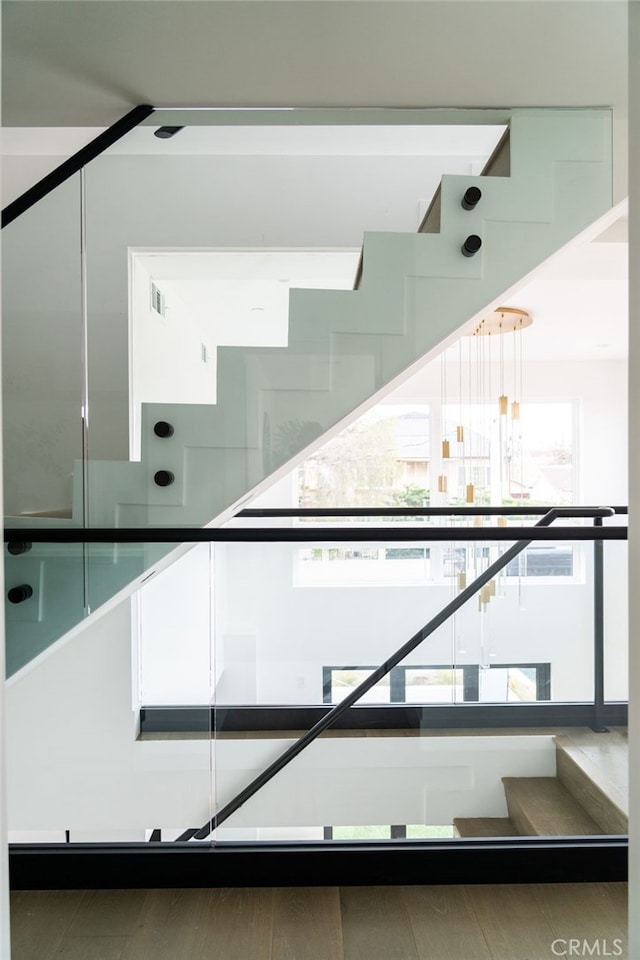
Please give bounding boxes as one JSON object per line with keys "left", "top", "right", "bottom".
{"left": 150, "top": 282, "right": 166, "bottom": 317}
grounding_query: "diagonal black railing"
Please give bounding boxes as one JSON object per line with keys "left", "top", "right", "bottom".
{"left": 1, "top": 104, "right": 154, "bottom": 228}
{"left": 189, "top": 505, "right": 615, "bottom": 840}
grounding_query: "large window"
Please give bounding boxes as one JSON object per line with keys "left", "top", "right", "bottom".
{"left": 323, "top": 825, "right": 454, "bottom": 840}
{"left": 298, "top": 399, "right": 576, "bottom": 508}
{"left": 323, "top": 663, "right": 551, "bottom": 704}
{"left": 295, "top": 541, "right": 577, "bottom": 586}
{"left": 298, "top": 404, "right": 430, "bottom": 508}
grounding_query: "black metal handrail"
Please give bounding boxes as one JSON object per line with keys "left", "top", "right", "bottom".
{"left": 238, "top": 505, "right": 628, "bottom": 518}
{"left": 1, "top": 104, "right": 155, "bottom": 228}
{"left": 3, "top": 524, "right": 626, "bottom": 545}
{"left": 189, "top": 507, "right": 617, "bottom": 840}
{"left": 5, "top": 505, "right": 624, "bottom": 544}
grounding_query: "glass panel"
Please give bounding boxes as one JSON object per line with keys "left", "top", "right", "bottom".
{"left": 604, "top": 538, "right": 628, "bottom": 702}
{"left": 79, "top": 110, "right": 506, "bottom": 548}
{"left": 4, "top": 541, "right": 85, "bottom": 677}
{"left": 6, "top": 541, "right": 214, "bottom": 846}
{"left": 5, "top": 528, "right": 625, "bottom": 848}
{"left": 210, "top": 532, "right": 608, "bottom": 842}
{"left": 213, "top": 535, "right": 595, "bottom": 711}
{"left": 2, "top": 175, "right": 84, "bottom": 523}
{"left": 4, "top": 539, "right": 179, "bottom": 678}
{"left": 135, "top": 542, "right": 214, "bottom": 845}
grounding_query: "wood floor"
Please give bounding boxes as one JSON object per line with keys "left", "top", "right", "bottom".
{"left": 10, "top": 883, "right": 628, "bottom": 960}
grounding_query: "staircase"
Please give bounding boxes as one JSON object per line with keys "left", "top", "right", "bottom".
{"left": 4, "top": 109, "right": 613, "bottom": 675}
{"left": 454, "top": 731, "right": 628, "bottom": 837}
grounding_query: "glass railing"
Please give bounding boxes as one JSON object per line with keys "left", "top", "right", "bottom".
{"left": 2, "top": 174, "right": 85, "bottom": 526}
{"left": 6, "top": 540, "right": 215, "bottom": 847}
{"left": 5, "top": 512, "right": 628, "bottom": 885}
{"left": 1, "top": 107, "right": 615, "bottom": 666}
{"left": 4, "top": 538, "right": 186, "bottom": 676}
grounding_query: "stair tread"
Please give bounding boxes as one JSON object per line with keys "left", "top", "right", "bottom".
{"left": 502, "top": 777, "right": 604, "bottom": 836}
{"left": 453, "top": 817, "right": 518, "bottom": 838}
{"left": 555, "top": 733, "right": 628, "bottom": 798}
{"left": 555, "top": 735, "right": 628, "bottom": 833}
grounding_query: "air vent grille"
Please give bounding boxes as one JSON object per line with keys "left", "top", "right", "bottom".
{"left": 150, "top": 282, "right": 166, "bottom": 317}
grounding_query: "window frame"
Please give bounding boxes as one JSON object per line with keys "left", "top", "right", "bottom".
{"left": 322, "top": 662, "right": 551, "bottom": 704}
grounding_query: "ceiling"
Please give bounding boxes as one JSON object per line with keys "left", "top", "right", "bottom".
{"left": 2, "top": 2, "right": 628, "bottom": 128}
{"left": 1, "top": 1, "right": 629, "bottom": 367}
{"left": 495, "top": 217, "right": 628, "bottom": 362}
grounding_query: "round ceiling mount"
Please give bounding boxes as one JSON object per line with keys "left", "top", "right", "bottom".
{"left": 154, "top": 126, "right": 184, "bottom": 140}
{"left": 471, "top": 306, "right": 533, "bottom": 336}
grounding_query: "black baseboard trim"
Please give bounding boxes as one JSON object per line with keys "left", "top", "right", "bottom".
{"left": 9, "top": 837, "right": 627, "bottom": 890}
{"left": 140, "top": 703, "right": 629, "bottom": 735}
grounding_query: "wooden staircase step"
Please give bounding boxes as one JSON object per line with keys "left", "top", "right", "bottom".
{"left": 555, "top": 735, "right": 627, "bottom": 834}
{"left": 453, "top": 817, "right": 518, "bottom": 838}
{"left": 502, "top": 777, "right": 603, "bottom": 836}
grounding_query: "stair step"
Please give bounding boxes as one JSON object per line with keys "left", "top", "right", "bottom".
{"left": 555, "top": 735, "right": 628, "bottom": 834}
{"left": 502, "top": 777, "right": 603, "bottom": 836}
{"left": 453, "top": 817, "right": 518, "bottom": 838}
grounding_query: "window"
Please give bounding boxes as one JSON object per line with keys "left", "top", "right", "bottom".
{"left": 404, "top": 668, "right": 464, "bottom": 703}
{"left": 295, "top": 544, "right": 432, "bottom": 586}
{"left": 385, "top": 547, "right": 430, "bottom": 561}
{"left": 298, "top": 403, "right": 430, "bottom": 509}
{"left": 505, "top": 545, "right": 574, "bottom": 578}
{"left": 324, "top": 668, "right": 390, "bottom": 704}
{"left": 443, "top": 401, "right": 575, "bottom": 505}
{"left": 323, "top": 663, "right": 551, "bottom": 704}
{"left": 323, "top": 825, "right": 454, "bottom": 840}
{"left": 296, "top": 398, "right": 576, "bottom": 511}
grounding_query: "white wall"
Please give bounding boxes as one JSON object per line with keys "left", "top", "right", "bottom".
{"left": 138, "top": 543, "right": 213, "bottom": 705}
{"left": 6, "top": 601, "right": 213, "bottom": 833}
{"left": 130, "top": 259, "right": 218, "bottom": 459}
{"left": 4, "top": 593, "right": 556, "bottom": 832}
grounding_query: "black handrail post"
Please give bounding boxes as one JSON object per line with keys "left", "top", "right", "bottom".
{"left": 592, "top": 516, "right": 608, "bottom": 732}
